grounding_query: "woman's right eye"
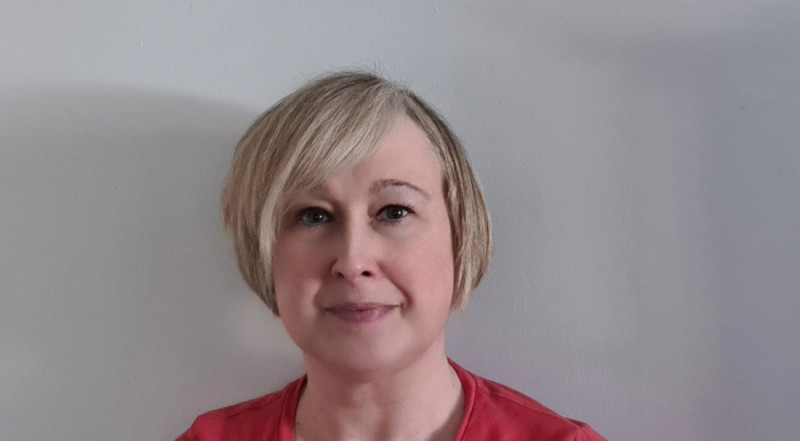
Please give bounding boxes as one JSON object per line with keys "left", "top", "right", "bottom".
{"left": 298, "top": 208, "right": 331, "bottom": 226}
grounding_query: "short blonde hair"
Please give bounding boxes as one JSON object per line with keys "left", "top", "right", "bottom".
{"left": 222, "top": 72, "right": 491, "bottom": 315}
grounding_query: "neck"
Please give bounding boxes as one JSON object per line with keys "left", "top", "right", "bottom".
{"left": 295, "top": 344, "right": 464, "bottom": 441}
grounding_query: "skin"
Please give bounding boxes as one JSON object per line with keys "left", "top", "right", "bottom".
{"left": 271, "top": 116, "right": 464, "bottom": 441}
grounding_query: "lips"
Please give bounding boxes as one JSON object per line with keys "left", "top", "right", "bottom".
{"left": 324, "top": 302, "right": 399, "bottom": 324}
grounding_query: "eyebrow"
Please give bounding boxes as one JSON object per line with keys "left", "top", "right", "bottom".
{"left": 370, "top": 179, "right": 431, "bottom": 200}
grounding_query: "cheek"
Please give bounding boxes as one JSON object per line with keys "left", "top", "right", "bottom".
{"left": 397, "top": 224, "right": 455, "bottom": 305}
{"left": 271, "top": 238, "right": 324, "bottom": 307}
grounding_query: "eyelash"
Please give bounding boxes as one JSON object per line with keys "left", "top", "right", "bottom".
{"left": 295, "top": 204, "right": 415, "bottom": 227}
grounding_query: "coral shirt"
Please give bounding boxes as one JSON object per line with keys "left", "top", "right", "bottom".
{"left": 177, "top": 361, "right": 605, "bottom": 441}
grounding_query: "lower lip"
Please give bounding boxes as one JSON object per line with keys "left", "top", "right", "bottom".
{"left": 325, "top": 305, "right": 397, "bottom": 324}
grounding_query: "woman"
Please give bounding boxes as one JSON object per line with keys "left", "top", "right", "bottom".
{"left": 178, "top": 72, "right": 605, "bottom": 441}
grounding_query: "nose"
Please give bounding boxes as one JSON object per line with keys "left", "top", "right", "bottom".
{"left": 330, "top": 221, "right": 378, "bottom": 282}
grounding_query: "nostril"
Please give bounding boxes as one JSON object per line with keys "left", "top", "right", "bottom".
{"left": 360, "top": 270, "right": 372, "bottom": 277}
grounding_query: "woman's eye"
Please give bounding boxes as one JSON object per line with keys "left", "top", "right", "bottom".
{"left": 377, "top": 205, "right": 410, "bottom": 222}
{"left": 298, "top": 208, "right": 330, "bottom": 225}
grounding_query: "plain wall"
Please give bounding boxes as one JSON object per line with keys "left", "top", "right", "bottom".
{"left": 2, "top": 1, "right": 798, "bottom": 440}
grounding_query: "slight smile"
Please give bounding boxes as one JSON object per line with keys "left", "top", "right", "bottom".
{"left": 324, "top": 302, "right": 400, "bottom": 324}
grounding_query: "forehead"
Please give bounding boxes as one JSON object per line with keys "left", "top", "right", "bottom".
{"left": 285, "top": 115, "right": 442, "bottom": 192}
{"left": 375, "top": 116, "right": 440, "bottom": 167}
{"left": 325, "top": 117, "right": 443, "bottom": 192}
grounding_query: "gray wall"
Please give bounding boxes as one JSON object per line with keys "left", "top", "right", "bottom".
{"left": 2, "top": 1, "right": 798, "bottom": 440}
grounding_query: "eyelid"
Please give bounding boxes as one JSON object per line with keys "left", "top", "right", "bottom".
{"left": 285, "top": 198, "right": 332, "bottom": 216}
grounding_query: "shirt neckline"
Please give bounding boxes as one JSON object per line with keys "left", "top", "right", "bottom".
{"left": 278, "top": 359, "right": 477, "bottom": 441}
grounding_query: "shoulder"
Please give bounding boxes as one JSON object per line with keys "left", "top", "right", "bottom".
{"left": 175, "top": 377, "right": 303, "bottom": 441}
{"left": 452, "top": 362, "right": 605, "bottom": 441}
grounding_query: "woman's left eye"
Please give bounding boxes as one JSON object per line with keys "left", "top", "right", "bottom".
{"left": 377, "top": 205, "right": 411, "bottom": 222}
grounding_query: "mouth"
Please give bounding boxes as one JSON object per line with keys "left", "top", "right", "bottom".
{"left": 323, "top": 302, "right": 399, "bottom": 324}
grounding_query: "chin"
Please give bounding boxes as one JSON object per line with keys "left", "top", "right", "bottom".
{"left": 318, "top": 348, "right": 404, "bottom": 376}
{"left": 304, "top": 335, "right": 445, "bottom": 380}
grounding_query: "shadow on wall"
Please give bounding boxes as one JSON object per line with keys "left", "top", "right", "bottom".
{"left": 0, "top": 87, "right": 301, "bottom": 441}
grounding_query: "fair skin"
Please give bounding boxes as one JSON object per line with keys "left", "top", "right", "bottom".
{"left": 271, "top": 116, "right": 464, "bottom": 441}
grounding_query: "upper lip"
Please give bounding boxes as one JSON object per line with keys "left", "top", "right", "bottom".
{"left": 324, "top": 302, "right": 398, "bottom": 311}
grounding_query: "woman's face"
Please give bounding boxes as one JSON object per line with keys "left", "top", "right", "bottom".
{"left": 271, "top": 117, "right": 454, "bottom": 375}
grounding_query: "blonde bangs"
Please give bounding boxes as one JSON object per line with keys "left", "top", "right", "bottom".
{"left": 260, "top": 101, "right": 402, "bottom": 249}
